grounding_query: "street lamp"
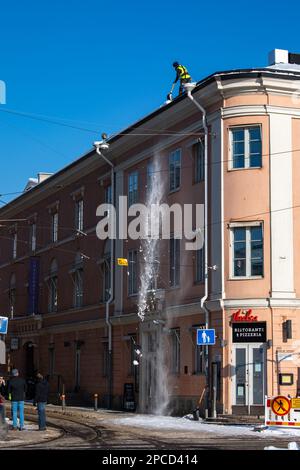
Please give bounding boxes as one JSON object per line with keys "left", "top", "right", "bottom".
{"left": 93, "top": 134, "right": 114, "bottom": 410}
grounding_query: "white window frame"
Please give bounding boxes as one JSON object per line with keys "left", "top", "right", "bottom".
{"left": 128, "top": 249, "right": 138, "bottom": 296}
{"left": 75, "top": 199, "right": 84, "bottom": 232}
{"left": 52, "top": 212, "right": 59, "bottom": 243}
{"left": 195, "top": 246, "right": 205, "bottom": 283}
{"left": 229, "top": 126, "right": 262, "bottom": 170}
{"left": 73, "top": 267, "right": 84, "bottom": 308}
{"left": 48, "top": 275, "right": 58, "bottom": 312}
{"left": 146, "top": 161, "right": 154, "bottom": 195}
{"left": 128, "top": 171, "right": 138, "bottom": 207}
{"left": 12, "top": 233, "right": 17, "bottom": 259}
{"left": 169, "top": 236, "right": 180, "bottom": 287}
{"left": 194, "top": 141, "right": 204, "bottom": 183}
{"left": 229, "top": 221, "right": 263, "bottom": 279}
{"left": 30, "top": 223, "right": 37, "bottom": 252}
{"left": 105, "top": 185, "right": 112, "bottom": 204}
{"left": 169, "top": 148, "right": 181, "bottom": 192}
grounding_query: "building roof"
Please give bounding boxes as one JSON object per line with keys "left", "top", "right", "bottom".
{"left": 2, "top": 65, "right": 300, "bottom": 215}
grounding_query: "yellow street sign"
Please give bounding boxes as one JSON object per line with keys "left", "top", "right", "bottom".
{"left": 291, "top": 398, "right": 300, "bottom": 409}
{"left": 117, "top": 258, "right": 128, "bottom": 266}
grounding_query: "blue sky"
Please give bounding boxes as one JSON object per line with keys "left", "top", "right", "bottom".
{"left": 0, "top": 0, "right": 299, "bottom": 202}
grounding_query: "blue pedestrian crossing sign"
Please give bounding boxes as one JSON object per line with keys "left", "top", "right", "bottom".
{"left": 197, "top": 328, "right": 215, "bottom": 345}
{"left": 0, "top": 316, "right": 8, "bottom": 335}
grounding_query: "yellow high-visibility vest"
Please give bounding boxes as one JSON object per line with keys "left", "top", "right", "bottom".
{"left": 177, "top": 65, "right": 191, "bottom": 80}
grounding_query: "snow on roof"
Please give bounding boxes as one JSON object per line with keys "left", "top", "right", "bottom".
{"left": 267, "top": 63, "right": 300, "bottom": 73}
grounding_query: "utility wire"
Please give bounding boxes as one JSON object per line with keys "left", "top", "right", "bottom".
{"left": 0, "top": 199, "right": 300, "bottom": 272}
{"left": 1, "top": 143, "right": 300, "bottom": 204}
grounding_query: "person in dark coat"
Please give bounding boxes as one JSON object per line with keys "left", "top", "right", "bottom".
{"left": 34, "top": 373, "right": 49, "bottom": 431}
{"left": 8, "top": 369, "right": 27, "bottom": 430}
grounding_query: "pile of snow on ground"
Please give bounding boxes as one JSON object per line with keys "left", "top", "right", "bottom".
{"left": 111, "top": 414, "right": 300, "bottom": 438}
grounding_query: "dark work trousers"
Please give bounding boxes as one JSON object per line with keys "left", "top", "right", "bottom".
{"left": 179, "top": 77, "right": 191, "bottom": 95}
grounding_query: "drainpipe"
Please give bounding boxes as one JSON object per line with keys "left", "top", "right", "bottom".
{"left": 184, "top": 83, "right": 210, "bottom": 418}
{"left": 94, "top": 139, "right": 114, "bottom": 409}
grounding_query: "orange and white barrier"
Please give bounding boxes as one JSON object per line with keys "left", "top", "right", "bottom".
{"left": 265, "top": 395, "right": 300, "bottom": 428}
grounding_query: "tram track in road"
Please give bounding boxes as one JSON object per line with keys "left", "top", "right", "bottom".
{"left": 3, "top": 408, "right": 300, "bottom": 449}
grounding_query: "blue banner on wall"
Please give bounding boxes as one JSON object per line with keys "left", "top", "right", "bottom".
{"left": 28, "top": 257, "right": 40, "bottom": 314}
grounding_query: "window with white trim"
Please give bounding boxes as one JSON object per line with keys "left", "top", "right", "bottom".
{"left": 169, "top": 149, "right": 181, "bottom": 191}
{"left": 146, "top": 161, "right": 154, "bottom": 194}
{"left": 231, "top": 224, "right": 263, "bottom": 278}
{"left": 170, "top": 236, "right": 180, "bottom": 287}
{"left": 105, "top": 185, "right": 112, "bottom": 204}
{"left": 128, "top": 249, "right": 138, "bottom": 295}
{"left": 230, "top": 126, "right": 262, "bottom": 169}
{"left": 51, "top": 212, "right": 58, "bottom": 243}
{"left": 195, "top": 247, "right": 204, "bottom": 283}
{"left": 75, "top": 199, "right": 84, "bottom": 232}
{"left": 194, "top": 141, "right": 204, "bottom": 183}
{"left": 48, "top": 259, "right": 58, "bottom": 312}
{"left": 128, "top": 171, "right": 138, "bottom": 206}
{"left": 12, "top": 233, "right": 17, "bottom": 260}
{"left": 30, "top": 223, "right": 37, "bottom": 252}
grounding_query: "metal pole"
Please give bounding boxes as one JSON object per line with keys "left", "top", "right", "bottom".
{"left": 61, "top": 394, "right": 66, "bottom": 412}
{"left": 94, "top": 393, "right": 98, "bottom": 411}
{"left": 212, "top": 363, "right": 217, "bottom": 418}
{"left": 95, "top": 145, "right": 114, "bottom": 410}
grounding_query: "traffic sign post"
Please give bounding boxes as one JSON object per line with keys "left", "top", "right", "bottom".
{"left": 271, "top": 396, "right": 291, "bottom": 416}
{"left": 265, "top": 395, "right": 300, "bottom": 428}
{"left": 0, "top": 316, "right": 8, "bottom": 335}
{"left": 0, "top": 316, "right": 8, "bottom": 365}
{"left": 197, "top": 328, "right": 216, "bottom": 345}
{"left": 117, "top": 258, "right": 128, "bottom": 266}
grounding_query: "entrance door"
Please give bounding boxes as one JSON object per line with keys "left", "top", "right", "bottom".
{"left": 233, "top": 343, "right": 266, "bottom": 410}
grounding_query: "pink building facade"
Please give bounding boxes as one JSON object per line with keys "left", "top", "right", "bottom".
{"left": 1, "top": 50, "right": 300, "bottom": 415}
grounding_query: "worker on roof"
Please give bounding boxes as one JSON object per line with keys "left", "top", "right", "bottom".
{"left": 172, "top": 62, "right": 191, "bottom": 95}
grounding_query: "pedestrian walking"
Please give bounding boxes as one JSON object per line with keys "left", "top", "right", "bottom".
{"left": 34, "top": 373, "right": 49, "bottom": 431}
{"left": 8, "top": 369, "right": 27, "bottom": 431}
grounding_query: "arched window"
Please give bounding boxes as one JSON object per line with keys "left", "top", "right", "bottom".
{"left": 48, "top": 259, "right": 58, "bottom": 312}
{"left": 9, "top": 273, "right": 16, "bottom": 319}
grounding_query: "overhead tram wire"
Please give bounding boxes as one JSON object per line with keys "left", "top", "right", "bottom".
{"left": 2, "top": 194, "right": 300, "bottom": 235}
{"left": 1, "top": 198, "right": 300, "bottom": 271}
{"left": 1, "top": 142, "right": 300, "bottom": 201}
{"left": 1, "top": 106, "right": 300, "bottom": 172}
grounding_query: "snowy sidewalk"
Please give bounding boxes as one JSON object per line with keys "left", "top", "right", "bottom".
{"left": 109, "top": 414, "right": 300, "bottom": 440}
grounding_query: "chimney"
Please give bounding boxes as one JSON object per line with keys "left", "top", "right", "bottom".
{"left": 23, "top": 172, "right": 53, "bottom": 192}
{"left": 268, "top": 49, "right": 300, "bottom": 66}
{"left": 268, "top": 49, "right": 289, "bottom": 66}
{"left": 38, "top": 172, "right": 53, "bottom": 183}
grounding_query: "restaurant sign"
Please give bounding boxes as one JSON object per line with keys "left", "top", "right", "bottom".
{"left": 232, "top": 322, "right": 267, "bottom": 343}
{"left": 231, "top": 309, "right": 258, "bottom": 322}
